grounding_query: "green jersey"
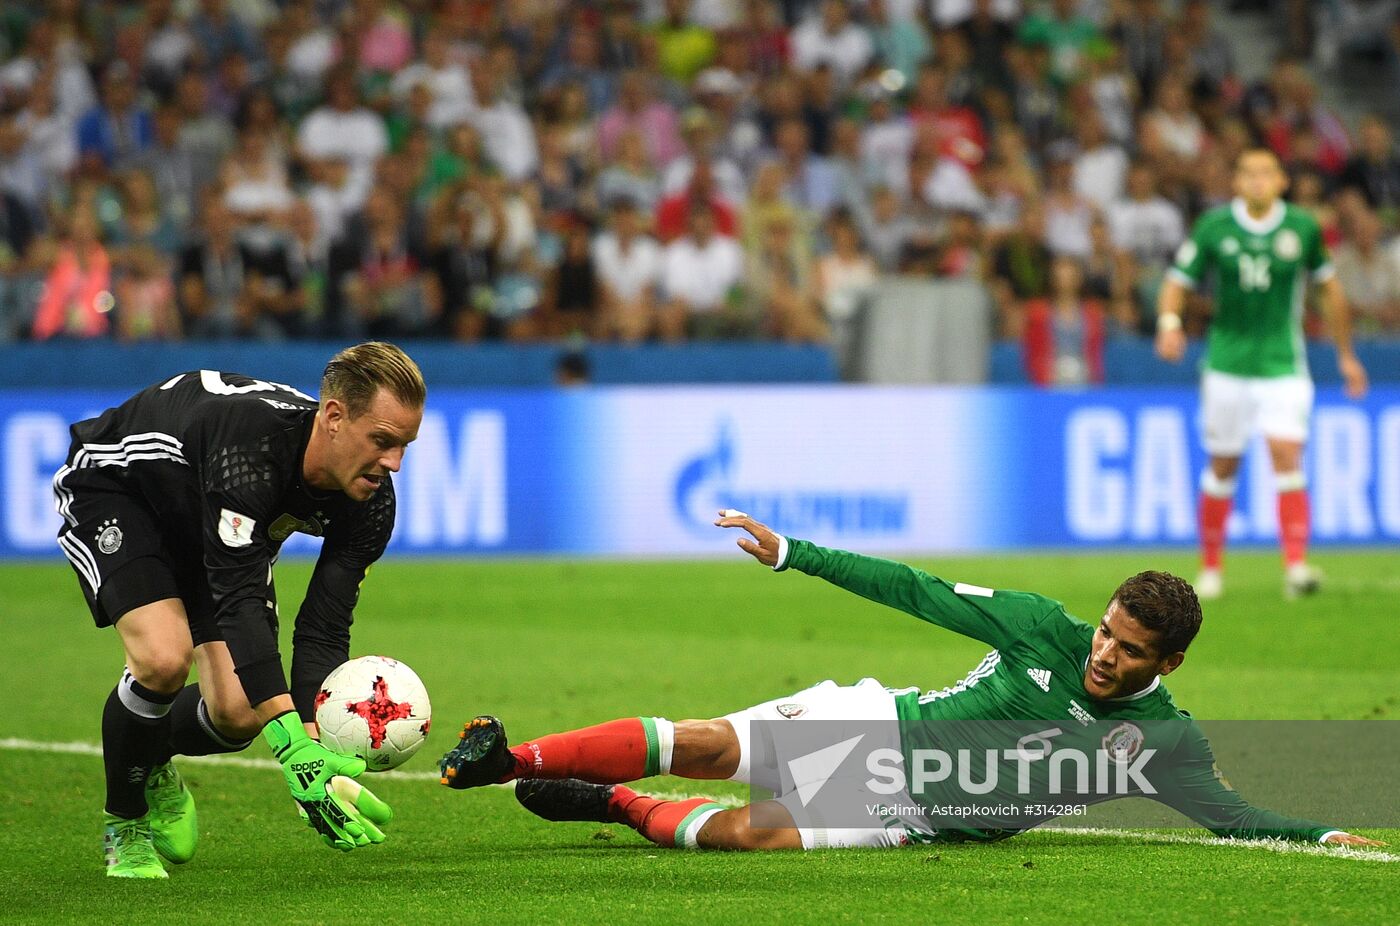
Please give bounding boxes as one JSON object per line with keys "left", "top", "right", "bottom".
{"left": 781, "top": 539, "right": 1335, "bottom": 843}
{"left": 1168, "top": 198, "right": 1334, "bottom": 378}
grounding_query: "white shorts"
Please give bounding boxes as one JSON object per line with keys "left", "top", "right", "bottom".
{"left": 722, "top": 678, "right": 921, "bottom": 850}
{"left": 1200, "top": 370, "right": 1313, "bottom": 457}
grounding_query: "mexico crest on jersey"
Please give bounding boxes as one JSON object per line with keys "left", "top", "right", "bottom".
{"left": 1273, "top": 229, "right": 1301, "bottom": 260}
{"left": 1102, "top": 721, "right": 1145, "bottom": 763}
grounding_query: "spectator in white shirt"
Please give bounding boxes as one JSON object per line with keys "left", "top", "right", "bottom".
{"left": 283, "top": 0, "right": 339, "bottom": 85}
{"left": 1145, "top": 75, "right": 1204, "bottom": 162}
{"left": 304, "top": 157, "right": 367, "bottom": 250}
{"left": 0, "top": 19, "right": 96, "bottom": 122}
{"left": 1105, "top": 160, "right": 1183, "bottom": 267}
{"left": 1334, "top": 206, "right": 1400, "bottom": 336}
{"left": 1087, "top": 42, "right": 1136, "bottom": 146}
{"left": 660, "top": 204, "right": 746, "bottom": 341}
{"left": 4, "top": 74, "right": 75, "bottom": 213}
{"left": 689, "top": 0, "right": 742, "bottom": 30}
{"left": 923, "top": 154, "right": 987, "bottom": 215}
{"left": 469, "top": 64, "right": 539, "bottom": 182}
{"left": 1071, "top": 111, "right": 1128, "bottom": 210}
{"left": 596, "top": 129, "right": 664, "bottom": 214}
{"left": 662, "top": 108, "right": 747, "bottom": 205}
{"left": 1042, "top": 157, "right": 1097, "bottom": 259}
{"left": 296, "top": 66, "right": 388, "bottom": 194}
{"left": 932, "top": 0, "right": 1022, "bottom": 29}
{"left": 791, "top": 0, "right": 874, "bottom": 86}
{"left": 858, "top": 87, "right": 914, "bottom": 192}
{"left": 594, "top": 199, "right": 664, "bottom": 342}
{"left": 390, "top": 31, "right": 476, "bottom": 130}
{"left": 142, "top": 0, "right": 196, "bottom": 95}
{"left": 221, "top": 121, "right": 294, "bottom": 221}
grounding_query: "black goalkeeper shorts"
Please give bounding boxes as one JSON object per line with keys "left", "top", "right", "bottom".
{"left": 53, "top": 481, "right": 276, "bottom": 647}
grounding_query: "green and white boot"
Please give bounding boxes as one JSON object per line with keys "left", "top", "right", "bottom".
{"left": 103, "top": 813, "right": 168, "bottom": 879}
{"left": 145, "top": 762, "right": 197, "bottom": 864}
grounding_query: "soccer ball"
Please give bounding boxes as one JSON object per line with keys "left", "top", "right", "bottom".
{"left": 315, "top": 655, "right": 432, "bottom": 772}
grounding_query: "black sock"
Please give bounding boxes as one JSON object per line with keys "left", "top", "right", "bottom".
{"left": 102, "top": 670, "right": 178, "bottom": 819}
{"left": 156, "top": 684, "right": 254, "bottom": 765}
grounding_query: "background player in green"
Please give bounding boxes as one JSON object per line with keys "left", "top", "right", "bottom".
{"left": 1156, "top": 149, "right": 1368, "bottom": 601}
{"left": 436, "top": 512, "right": 1383, "bottom": 852}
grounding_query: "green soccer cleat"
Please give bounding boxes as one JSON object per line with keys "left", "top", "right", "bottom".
{"left": 103, "top": 813, "right": 169, "bottom": 879}
{"left": 439, "top": 716, "right": 515, "bottom": 789}
{"left": 145, "top": 761, "right": 197, "bottom": 864}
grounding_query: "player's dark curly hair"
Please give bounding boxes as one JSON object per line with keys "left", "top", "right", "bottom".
{"left": 322, "top": 341, "right": 426, "bottom": 417}
{"left": 1108, "top": 571, "right": 1203, "bottom": 656}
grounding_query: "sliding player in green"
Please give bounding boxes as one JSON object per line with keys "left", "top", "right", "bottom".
{"left": 438, "top": 512, "right": 1383, "bottom": 851}
{"left": 1156, "top": 148, "right": 1368, "bottom": 601}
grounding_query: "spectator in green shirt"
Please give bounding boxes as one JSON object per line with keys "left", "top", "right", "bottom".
{"left": 653, "top": 0, "right": 717, "bottom": 84}
{"left": 1017, "top": 0, "right": 1102, "bottom": 86}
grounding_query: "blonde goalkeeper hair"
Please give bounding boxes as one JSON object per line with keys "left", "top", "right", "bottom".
{"left": 321, "top": 341, "right": 426, "bottom": 417}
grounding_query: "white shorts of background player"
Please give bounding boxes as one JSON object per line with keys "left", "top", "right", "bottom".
{"left": 1200, "top": 370, "right": 1314, "bottom": 457}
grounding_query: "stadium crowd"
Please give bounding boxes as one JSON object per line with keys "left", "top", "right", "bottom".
{"left": 2, "top": 0, "right": 1400, "bottom": 383}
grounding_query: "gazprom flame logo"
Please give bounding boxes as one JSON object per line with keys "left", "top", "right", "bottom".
{"left": 672, "top": 422, "right": 909, "bottom": 537}
{"left": 672, "top": 421, "right": 740, "bottom": 533}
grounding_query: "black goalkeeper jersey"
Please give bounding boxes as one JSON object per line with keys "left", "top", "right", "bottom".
{"left": 57, "top": 370, "right": 396, "bottom": 715}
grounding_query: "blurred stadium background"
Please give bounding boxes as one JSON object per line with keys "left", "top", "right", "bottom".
{"left": 1, "top": 0, "right": 1398, "bottom": 561}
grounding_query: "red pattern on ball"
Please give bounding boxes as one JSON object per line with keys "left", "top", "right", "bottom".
{"left": 346, "top": 676, "right": 413, "bottom": 748}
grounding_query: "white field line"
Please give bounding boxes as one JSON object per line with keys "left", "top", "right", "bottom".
{"left": 0, "top": 736, "right": 443, "bottom": 781}
{"left": 1037, "top": 826, "right": 1400, "bottom": 863}
{"left": 5, "top": 738, "right": 1395, "bottom": 863}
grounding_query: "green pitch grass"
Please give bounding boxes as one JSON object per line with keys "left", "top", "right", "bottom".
{"left": 2, "top": 551, "right": 1396, "bottom": 925}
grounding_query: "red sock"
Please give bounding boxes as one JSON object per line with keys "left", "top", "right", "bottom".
{"left": 1278, "top": 488, "right": 1310, "bottom": 568}
{"left": 506, "top": 718, "right": 653, "bottom": 783}
{"left": 607, "top": 785, "right": 721, "bottom": 848}
{"left": 1199, "top": 491, "right": 1233, "bottom": 570}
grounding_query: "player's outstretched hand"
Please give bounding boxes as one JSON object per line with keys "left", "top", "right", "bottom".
{"left": 714, "top": 509, "right": 781, "bottom": 567}
{"left": 264, "top": 712, "right": 391, "bottom": 851}
{"left": 1155, "top": 327, "right": 1187, "bottom": 363}
{"left": 1338, "top": 352, "right": 1368, "bottom": 400}
{"left": 1322, "top": 831, "right": 1387, "bottom": 848}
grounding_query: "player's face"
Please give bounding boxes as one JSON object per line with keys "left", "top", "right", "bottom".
{"left": 325, "top": 389, "right": 422, "bottom": 501}
{"left": 1233, "top": 153, "right": 1287, "bottom": 208}
{"left": 1084, "top": 602, "right": 1181, "bottom": 699}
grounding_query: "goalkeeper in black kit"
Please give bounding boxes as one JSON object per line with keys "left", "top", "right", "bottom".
{"left": 53, "top": 342, "right": 424, "bottom": 878}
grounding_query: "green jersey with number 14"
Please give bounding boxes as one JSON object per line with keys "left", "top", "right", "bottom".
{"left": 1168, "top": 198, "right": 1334, "bottom": 378}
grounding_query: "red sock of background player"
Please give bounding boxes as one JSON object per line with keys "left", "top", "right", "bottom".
{"left": 1199, "top": 470, "right": 1236, "bottom": 571}
{"left": 607, "top": 786, "right": 726, "bottom": 848}
{"left": 1276, "top": 471, "right": 1310, "bottom": 568}
{"left": 504, "top": 717, "right": 674, "bottom": 783}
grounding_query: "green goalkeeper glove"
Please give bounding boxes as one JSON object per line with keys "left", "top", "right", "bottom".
{"left": 263, "top": 712, "right": 392, "bottom": 851}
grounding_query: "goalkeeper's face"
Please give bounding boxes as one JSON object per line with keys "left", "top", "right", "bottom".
{"left": 323, "top": 389, "right": 422, "bottom": 501}
{"left": 1084, "top": 602, "right": 1184, "bottom": 700}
